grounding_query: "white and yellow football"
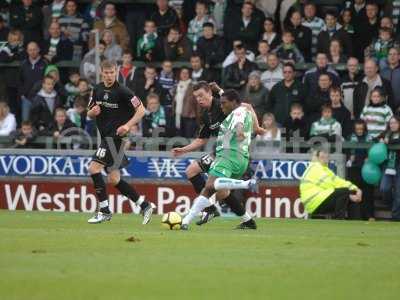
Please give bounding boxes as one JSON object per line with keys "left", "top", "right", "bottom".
{"left": 161, "top": 212, "right": 182, "bottom": 230}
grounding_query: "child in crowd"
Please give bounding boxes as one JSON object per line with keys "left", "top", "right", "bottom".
{"left": 137, "top": 20, "right": 158, "bottom": 61}
{"left": 310, "top": 104, "right": 342, "bottom": 141}
{"left": 67, "top": 98, "right": 87, "bottom": 128}
{"left": 255, "top": 40, "right": 270, "bottom": 64}
{"left": 256, "top": 112, "right": 281, "bottom": 153}
{"left": 65, "top": 70, "right": 80, "bottom": 108}
{"left": 379, "top": 115, "right": 400, "bottom": 221}
{"left": 143, "top": 93, "right": 166, "bottom": 137}
{"left": 77, "top": 78, "right": 91, "bottom": 103}
{"left": 12, "top": 120, "right": 37, "bottom": 148}
{"left": 365, "top": 27, "right": 398, "bottom": 69}
{"left": 360, "top": 87, "right": 393, "bottom": 139}
{"left": 283, "top": 103, "right": 309, "bottom": 142}
{"left": 274, "top": 30, "right": 305, "bottom": 64}
{"left": 48, "top": 107, "right": 75, "bottom": 139}
{"left": 158, "top": 60, "right": 176, "bottom": 95}
{"left": 347, "top": 120, "right": 374, "bottom": 220}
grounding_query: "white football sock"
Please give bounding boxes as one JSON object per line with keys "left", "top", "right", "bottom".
{"left": 241, "top": 212, "right": 252, "bottom": 223}
{"left": 99, "top": 200, "right": 109, "bottom": 208}
{"left": 182, "top": 195, "right": 212, "bottom": 225}
{"left": 214, "top": 178, "right": 250, "bottom": 190}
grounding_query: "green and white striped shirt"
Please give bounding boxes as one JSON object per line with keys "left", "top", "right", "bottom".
{"left": 310, "top": 117, "right": 342, "bottom": 138}
{"left": 360, "top": 104, "right": 393, "bottom": 138}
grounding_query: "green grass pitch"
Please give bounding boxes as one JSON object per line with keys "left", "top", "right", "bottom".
{"left": 1, "top": 210, "right": 399, "bottom": 300}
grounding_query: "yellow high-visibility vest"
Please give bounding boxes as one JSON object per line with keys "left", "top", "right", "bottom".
{"left": 299, "top": 161, "right": 358, "bottom": 214}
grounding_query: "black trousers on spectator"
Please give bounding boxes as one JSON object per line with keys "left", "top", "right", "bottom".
{"left": 347, "top": 167, "right": 374, "bottom": 220}
{"left": 313, "top": 188, "right": 351, "bottom": 219}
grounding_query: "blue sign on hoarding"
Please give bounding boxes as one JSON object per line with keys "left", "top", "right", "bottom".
{"left": 0, "top": 154, "right": 336, "bottom": 181}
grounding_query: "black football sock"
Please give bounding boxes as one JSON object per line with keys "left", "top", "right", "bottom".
{"left": 189, "top": 174, "right": 205, "bottom": 194}
{"left": 115, "top": 180, "right": 149, "bottom": 210}
{"left": 223, "top": 193, "right": 246, "bottom": 217}
{"left": 91, "top": 173, "right": 110, "bottom": 214}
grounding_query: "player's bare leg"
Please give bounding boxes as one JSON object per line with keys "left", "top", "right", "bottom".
{"left": 108, "top": 170, "right": 154, "bottom": 225}
{"left": 87, "top": 161, "right": 112, "bottom": 224}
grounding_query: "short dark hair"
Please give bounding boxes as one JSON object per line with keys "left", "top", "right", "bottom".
{"left": 21, "top": 120, "right": 32, "bottom": 127}
{"left": 325, "top": 9, "right": 338, "bottom": 19}
{"left": 290, "top": 102, "right": 303, "bottom": 112}
{"left": 283, "top": 62, "right": 295, "bottom": 71}
{"left": 203, "top": 22, "right": 214, "bottom": 28}
{"left": 43, "top": 75, "right": 55, "bottom": 83}
{"left": 193, "top": 81, "right": 211, "bottom": 92}
{"left": 74, "top": 97, "right": 87, "bottom": 108}
{"left": 329, "top": 86, "right": 341, "bottom": 94}
{"left": 221, "top": 89, "right": 241, "bottom": 104}
{"left": 78, "top": 78, "right": 89, "bottom": 85}
{"left": 321, "top": 103, "right": 332, "bottom": 113}
{"left": 101, "top": 60, "right": 117, "bottom": 70}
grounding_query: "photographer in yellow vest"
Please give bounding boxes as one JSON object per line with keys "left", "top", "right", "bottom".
{"left": 300, "top": 149, "right": 363, "bottom": 219}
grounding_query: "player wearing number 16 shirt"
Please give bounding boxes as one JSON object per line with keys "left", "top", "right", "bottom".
{"left": 86, "top": 60, "right": 153, "bottom": 224}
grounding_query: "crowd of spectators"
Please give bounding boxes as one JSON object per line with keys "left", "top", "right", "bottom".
{"left": 0, "top": 0, "right": 399, "bottom": 219}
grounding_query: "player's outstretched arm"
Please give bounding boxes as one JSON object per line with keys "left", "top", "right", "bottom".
{"left": 117, "top": 103, "right": 145, "bottom": 136}
{"left": 171, "top": 138, "right": 208, "bottom": 157}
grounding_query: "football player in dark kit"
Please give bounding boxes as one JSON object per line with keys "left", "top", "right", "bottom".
{"left": 172, "top": 81, "right": 263, "bottom": 229}
{"left": 87, "top": 60, "right": 153, "bottom": 224}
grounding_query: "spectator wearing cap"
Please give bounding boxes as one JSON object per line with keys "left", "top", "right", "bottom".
{"left": 94, "top": 2, "right": 129, "bottom": 50}
{"left": 223, "top": 44, "right": 257, "bottom": 91}
{"left": 261, "top": 53, "right": 283, "bottom": 91}
{"left": 286, "top": 10, "right": 312, "bottom": 62}
{"left": 303, "top": 52, "right": 340, "bottom": 97}
{"left": 241, "top": 70, "right": 269, "bottom": 123}
{"left": 30, "top": 64, "right": 67, "bottom": 104}
{"left": 196, "top": 22, "right": 224, "bottom": 68}
{"left": 224, "top": 1, "right": 263, "bottom": 53}
{"left": 353, "top": 59, "right": 394, "bottom": 119}
{"left": 9, "top": 0, "right": 43, "bottom": 44}
{"left": 150, "top": 0, "right": 179, "bottom": 37}
{"left": 302, "top": 2, "right": 325, "bottom": 59}
{"left": 267, "top": 63, "right": 306, "bottom": 125}
{"left": 381, "top": 48, "right": 400, "bottom": 111}
{"left": 317, "top": 10, "right": 353, "bottom": 58}
{"left": 42, "top": 21, "right": 73, "bottom": 64}
{"left": 19, "top": 41, "right": 47, "bottom": 122}
{"left": 340, "top": 57, "right": 362, "bottom": 118}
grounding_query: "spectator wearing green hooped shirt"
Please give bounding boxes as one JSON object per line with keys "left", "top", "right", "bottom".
{"left": 360, "top": 87, "right": 393, "bottom": 139}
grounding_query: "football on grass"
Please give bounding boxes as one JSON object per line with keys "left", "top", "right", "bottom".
{"left": 161, "top": 212, "right": 182, "bottom": 230}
